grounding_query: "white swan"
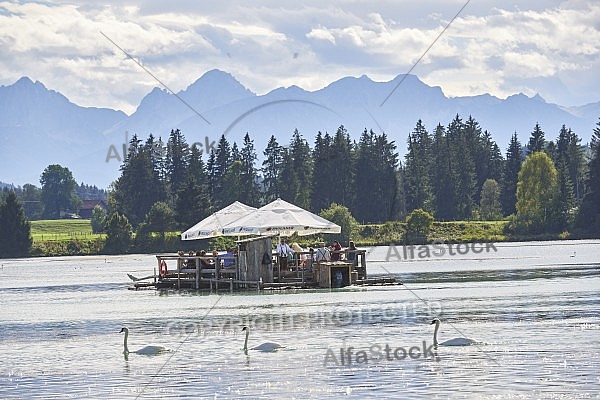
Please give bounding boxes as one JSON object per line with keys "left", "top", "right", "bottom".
{"left": 120, "top": 327, "right": 169, "bottom": 355}
{"left": 431, "top": 318, "right": 478, "bottom": 346}
{"left": 242, "top": 326, "right": 283, "bottom": 352}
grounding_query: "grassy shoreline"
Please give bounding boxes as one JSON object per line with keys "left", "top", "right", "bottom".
{"left": 22, "top": 219, "right": 593, "bottom": 258}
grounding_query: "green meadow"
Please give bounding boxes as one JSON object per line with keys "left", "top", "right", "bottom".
{"left": 27, "top": 218, "right": 571, "bottom": 257}
{"left": 30, "top": 219, "right": 101, "bottom": 241}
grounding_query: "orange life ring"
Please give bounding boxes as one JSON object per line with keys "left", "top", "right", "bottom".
{"left": 160, "top": 260, "right": 168, "bottom": 276}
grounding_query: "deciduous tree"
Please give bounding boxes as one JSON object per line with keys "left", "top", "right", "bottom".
{"left": 40, "top": 164, "right": 80, "bottom": 219}
{"left": 480, "top": 179, "right": 502, "bottom": 220}
{"left": 514, "top": 152, "right": 558, "bottom": 233}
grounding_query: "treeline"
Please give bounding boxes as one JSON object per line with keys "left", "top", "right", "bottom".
{"left": 7, "top": 180, "right": 106, "bottom": 220}
{"left": 2, "top": 113, "right": 600, "bottom": 257}
{"left": 108, "top": 126, "right": 401, "bottom": 232}
{"left": 107, "top": 114, "right": 600, "bottom": 234}
{"left": 404, "top": 118, "right": 585, "bottom": 220}
{"left": 404, "top": 116, "right": 600, "bottom": 234}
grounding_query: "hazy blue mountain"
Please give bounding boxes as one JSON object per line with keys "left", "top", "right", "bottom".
{"left": 104, "top": 69, "right": 255, "bottom": 140}
{"left": 1, "top": 70, "right": 597, "bottom": 189}
{"left": 0, "top": 77, "right": 126, "bottom": 188}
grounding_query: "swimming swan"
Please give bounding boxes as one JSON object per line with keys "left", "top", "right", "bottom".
{"left": 120, "top": 327, "right": 169, "bottom": 355}
{"left": 242, "top": 326, "right": 283, "bottom": 352}
{"left": 430, "top": 318, "right": 478, "bottom": 346}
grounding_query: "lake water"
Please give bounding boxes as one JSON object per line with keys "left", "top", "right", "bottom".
{"left": 0, "top": 240, "right": 599, "bottom": 399}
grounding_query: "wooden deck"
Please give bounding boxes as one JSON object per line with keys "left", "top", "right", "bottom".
{"left": 128, "top": 249, "right": 399, "bottom": 292}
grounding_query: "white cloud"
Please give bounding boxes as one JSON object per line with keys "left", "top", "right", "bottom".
{"left": 0, "top": 0, "right": 598, "bottom": 112}
{"left": 306, "top": 28, "right": 336, "bottom": 44}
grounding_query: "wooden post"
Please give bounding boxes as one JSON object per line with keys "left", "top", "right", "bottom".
{"left": 215, "top": 256, "right": 220, "bottom": 290}
{"left": 360, "top": 250, "right": 367, "bottom": 279}
{"left": 195, "top": 258, "right": 200, "bottom": 290}
{"left": 177, "top": 257, "right": 181, "bottom": 290}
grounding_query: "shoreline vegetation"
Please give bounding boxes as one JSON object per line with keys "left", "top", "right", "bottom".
{"left": 25, "top": 219, "right": 590, "bottom": 258}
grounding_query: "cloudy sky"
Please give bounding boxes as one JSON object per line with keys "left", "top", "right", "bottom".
{"left": 1, "top": 0, "right": 599, "bottom": 114}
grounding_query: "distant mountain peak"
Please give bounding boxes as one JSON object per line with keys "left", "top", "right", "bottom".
{"left": 14, "top": 76, "right": 34, "bottom": 86}
{"left": 184, "top": 69, "right": 254, "bottom": 96}
{"left": 532, "top": 93, "right": 546, "bottom": 102}
{"left": 9, "top": 76, "right": 51, "bottom": 94}
{"left": 1, "top": 69, "right": 597, "bottom": 189}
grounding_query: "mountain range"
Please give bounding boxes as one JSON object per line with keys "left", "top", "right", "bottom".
{"left": 1, "top": 69, "right": 598, "bottom": 189}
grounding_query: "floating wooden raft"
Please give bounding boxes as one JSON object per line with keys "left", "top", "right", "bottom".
{"left": 353, "top": 277, "right": 401, "bottom": 285}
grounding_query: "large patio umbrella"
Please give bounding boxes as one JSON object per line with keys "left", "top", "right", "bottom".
{"left": 181, "top": 201, "right": 257, "bottom": 240}
{"left": 220, "top": 198, "right": 341, "bottom": 237}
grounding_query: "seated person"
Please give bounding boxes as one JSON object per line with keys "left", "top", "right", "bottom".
{"left": 315, "top": 242, "right": 331, "bottom": 263}
{"left": 184, "top": 250, "right": 195, "bottom": 267}
{"left": 222, "top": 248, "right": 236, "bottom": 267}
{"left": 198, "top": 250, "right": 212, "bottom": 268}
{"left": 330, "top": 240, "right": 342, "bottom": 261}
{"left": 346, "top": 241, "right": 357, "bottom": 265}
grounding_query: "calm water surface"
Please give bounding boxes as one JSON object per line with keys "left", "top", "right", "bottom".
{"left": 0, "top": 240, "right": 599, "bottom": 399}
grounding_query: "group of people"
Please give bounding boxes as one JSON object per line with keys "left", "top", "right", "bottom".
{"left": 178, "top": 248, "right": 237, "bottom": 268}
{"left": 275, "top": 238, "right": 358, "bottom": 270}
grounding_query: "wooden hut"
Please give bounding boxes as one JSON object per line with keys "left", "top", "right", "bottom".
{"left": 236, "top": 235, "right": 277, "bottom": 284}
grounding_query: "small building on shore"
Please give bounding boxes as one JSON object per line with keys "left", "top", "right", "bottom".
{"left": 237, "top": 235, "right": 276, "bottom": 283}
{"left": 79, "top": 199, "right": 108, "bottom": 219}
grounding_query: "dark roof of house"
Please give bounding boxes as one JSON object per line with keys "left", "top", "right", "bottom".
{"left": 80, "top": 199, "right": 107, "bottom": 210}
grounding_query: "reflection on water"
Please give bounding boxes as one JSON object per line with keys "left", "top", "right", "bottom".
{"left": 0, "top": 240, "right": 598, "bottom": 398}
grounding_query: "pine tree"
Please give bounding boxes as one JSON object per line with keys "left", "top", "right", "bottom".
{"left": 465, "top": 116, "right": 488, "bottom": 204}
{"left": 556, "top": 125, "right": 586, "bottom": 201}
{"left": 478, "top": 130, "right": 505, "bottom": 202}
{"left": 353, "top": 129, "right": 399, "bottom": 222}
{"left": 239, "top": 133, "right": 260, "bottom": 207}
{"left": 311, "top": 131, "right": 334, "bottom": 212}
{"left": 527, "top": 123, "right": 546, "bottom": 154}
{"left": 375, "top": 132, "right": 400, "bottom": 221}
{"left": 110, "top": 134, "right": 166, "bottom": 227}
{"left": 141, "top": 201, "right": 175, "bottom": 242}
{"left": 404, "top": 120, "right": 432, "bottom": 212}
{"left": 222, "top": 160, "right": 243, "bottom": 205}
{"left": 554, "top": 158, "right": 576, "bottom": 230}
{"left": 430, "top": 124, "right": 455, "bottom": 220}
{"left": 145, "top": 134, "right": 167, "bottom": 181}
{"left": 577, "top": 117, "right": 600, "bottom": 232}
{"left": 103, "top": 212, "right": 133, "bottom": 254}
{"left": 353, "top": 130, "right": 376, "bottom": 222}
{"left": 0, "top": 191, "right": 32, "bottom": 258}
{"left": 262, "top": 136, "right": 284, "bottom": 203}
{"left": 329, "top": 126, "right": 355, "bottom": 209}
{"left": 209, "top": 135, "right": 232, "bottom": 209}
{"left": 165, "top": 129, "right": 190, "bottom": 201}
{"left": 231, "top": 142, "right": 241, "bottom": 162}
{"left": 502, "top": 133, "right": 524, "bottom": 215}
{"left": 284, "top": 129, "right": 312, "bottom": 209}
{"left": 175, "top": 145, "right": 211, "bottom": 228}
{"left": 448, "top": 115, "right": 476, "bottom": 219}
